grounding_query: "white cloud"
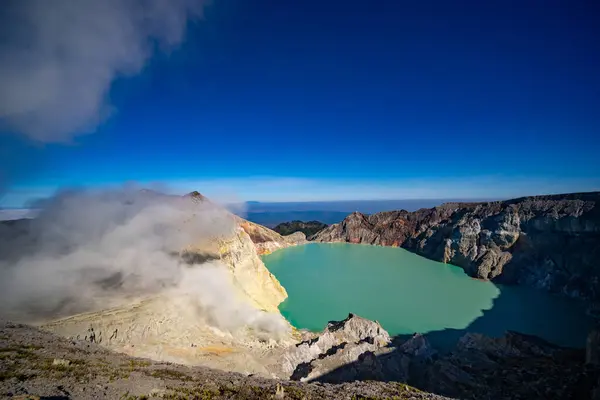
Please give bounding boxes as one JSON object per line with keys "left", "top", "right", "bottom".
{"left": 0, "top": 186, "right": 288, "bottom": 336}
{"left": 0, "top": 0, "right": 207, "bottom": 142}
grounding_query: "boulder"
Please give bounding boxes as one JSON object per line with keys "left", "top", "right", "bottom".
{"left": 282, "top": 313, "right": 391, "bottom": 381}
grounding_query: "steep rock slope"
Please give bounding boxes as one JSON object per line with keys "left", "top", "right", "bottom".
{"left": 236, "top": 218, "right": 303, "bottom": 255}
{"left": 220, "top": 222, "right": 289, "bottom": 312}
{"left": 40, "top": 217, "right": 304, "bottom": 376}
{"left": 0, "top": 191, "right": 306, "bottom": 377}
{"left": 312, "top": 192, "right": 600, "bottom": 300}
{"left": 39, "top": 224, "right": 293, "bottom": 375}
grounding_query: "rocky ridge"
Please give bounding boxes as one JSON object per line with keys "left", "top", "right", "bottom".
{"left": 312, "top": 192, "right": 600, "bottom": 300}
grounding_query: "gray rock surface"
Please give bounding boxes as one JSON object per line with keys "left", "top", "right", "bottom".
{"left": 283, "top": 231, "right": 308, "bottom": 245}
{"left": 281, "top": 313, "right": 391, "bottom": 381}
{"left": 312, "top": 192, "right": 600, "bottom": 300}
{"left": 281, "top": 316, "right": 596, "bottom": 400}
{"left": 421, "top": 331, "right": 593, "bottom": 400}
{"left": 0, "top": 320, "right": 452, "bottom": 400}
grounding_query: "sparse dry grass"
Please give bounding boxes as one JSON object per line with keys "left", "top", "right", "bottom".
{"left": 162, "top": 383, "right": 285, "bottom": 400}
{"left": 1, "top": 321, "right": 453, "bottom": 400}
{"left": 121, "top": 358, "right": 152, "bottom": 371}
{"left": 148, "top": 368, "right": 194, "bottom": 381}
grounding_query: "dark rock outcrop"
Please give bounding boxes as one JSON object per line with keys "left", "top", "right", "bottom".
{"left": 282, "top": 313, "right": 392, "bottom": 382}
{"left": 273, "top": 220, "right": 328, "bottom": 237}
{"left": 184, "top": 190, "right": 208, "bottom": 201}
{"left": 283, "top": 314, "right": 597, "bottom": 400}
{"left": 421, "top": 331, "right": 594, "bottom": 400}
{"left": 588, "top": 329, "right": 600, "bottom": 365}
{"left": 312, "top": 192, "right": 600, "bottom": 300}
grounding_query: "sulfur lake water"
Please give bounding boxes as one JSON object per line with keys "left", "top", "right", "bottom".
{"left": 262, "top": 243, "right": 594, "bottom": 349}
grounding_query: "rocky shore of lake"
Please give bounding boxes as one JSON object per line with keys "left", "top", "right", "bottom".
{"left": 312, "top": 192, "right": 600, "bottom": 301}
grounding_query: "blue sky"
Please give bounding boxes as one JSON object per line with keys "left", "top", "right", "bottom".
{"left": 1, "top": 0, "right": 599, "bottom": 207}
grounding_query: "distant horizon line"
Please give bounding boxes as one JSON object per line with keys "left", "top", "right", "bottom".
{"left": 3, "top": 175, "right": 599, "bottom": 208}
{"left": 0, "top": 197, "right": 493, "bottom": 209}
{"left": 228, "top": 190, "right": 600, "bottom": 204}
{"left": 241, "top": 197, "right": 496, "bottom": 204}
{"left": 3, "top": 189, "right": 600, "bottom": 210}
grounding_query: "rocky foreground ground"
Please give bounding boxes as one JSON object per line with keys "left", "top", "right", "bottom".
{"left": 0, "top": 320, "right": 449, "bottom": 400}
{"left": 3, "top": 314, "right": 600, "bottom": 399}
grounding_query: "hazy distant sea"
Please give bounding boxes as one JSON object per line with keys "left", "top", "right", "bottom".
{"left": 1, "top": 199, "right": 491, "bottom": 225}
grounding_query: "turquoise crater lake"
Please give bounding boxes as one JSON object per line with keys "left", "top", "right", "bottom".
{"left": 263, "top": 243, "right": 594, "bottom": 349}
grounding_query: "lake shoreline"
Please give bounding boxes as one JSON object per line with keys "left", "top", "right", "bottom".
{"left": 263, "top": 242, "right": 594, "bottom": 349}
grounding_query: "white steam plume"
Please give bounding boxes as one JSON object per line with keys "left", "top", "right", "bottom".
{"left": 0, "top": 0, "right": 206, "bottom": 142}
{"left": 0, "top": 187, "right": 288, "bottom": 336}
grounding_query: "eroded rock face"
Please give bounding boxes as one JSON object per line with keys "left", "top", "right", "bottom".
{"left": 281, "top": 313, "right": 392, "bottom": 381}
{"left": 39, "top": 221, "right": 296, "bottom": 376}
{"left": 237, "top": 218, "right": 302, "bottom": 255}
{"left": 217, "top": 224, "right": 288, "bottom": 313}
{"left": 281, "top": 315, "right": 594, "bottom": 400}
{"left": 35, "top": 194, "right": 299, "bottom": 376}
{"left": 312, "top": 192, "right": 600, "bottom": 300}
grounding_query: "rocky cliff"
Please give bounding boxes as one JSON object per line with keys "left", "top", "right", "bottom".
{"left": 312, "top": 192, "right": 600, "bottom": 300}
{"left": 236, "top": 218, "right": 304, "bottom": 256}
{"left": 279, "top": 313, "right": 596, "bottom": 399}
